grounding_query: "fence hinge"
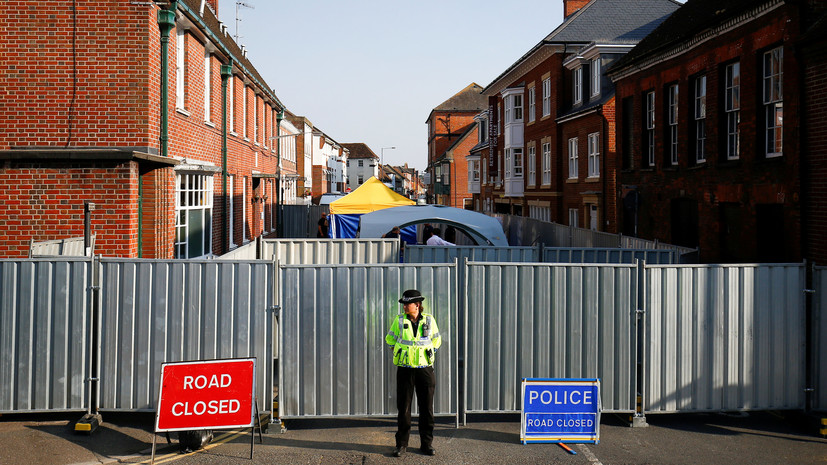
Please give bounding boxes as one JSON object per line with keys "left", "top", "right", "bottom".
{"left": 635, "top": 308, "right": 645, "bottom": 315}
{"left": 85, "top": 377, "right": 99, "bottom": 382}
{"left": 267, "top": 305, "right": 281, "bottom": 315}
{"left": 88, "top": 285, "right": 100, "bottom": 291}
{"left": 804, "top": 387, "right": 815, "bottom": 393}
{"left": 803, "top": 288, "right": 816, "bottom": 294}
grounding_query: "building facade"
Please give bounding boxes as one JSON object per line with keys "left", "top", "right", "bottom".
{"left": 478, "top": 0, "right": 679, "bottom": 228}
{"left": 426, "top": 83, "right": 487, "bottom": 207}
{"left": 609, "top": 0, "right": 813, "bottom": 263}
{"left": 342, "top": 143, "right": 379, "bottom": 191}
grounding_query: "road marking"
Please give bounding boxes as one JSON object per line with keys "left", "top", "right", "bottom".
{"left": 136, "top": 430, "right": 248, "bottom": 464}
{"left": 576, "top": 444, "right": 603, "bottom": 465}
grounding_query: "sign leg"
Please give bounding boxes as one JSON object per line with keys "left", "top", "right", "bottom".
{"left": 150, "top": 433, "right": 157, "bottom": 465}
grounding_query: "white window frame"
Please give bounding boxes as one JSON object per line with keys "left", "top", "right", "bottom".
{"left": 242, "top": 176, "right": 248, "bottom": 243}
{"left": 358, "top": 159, "right": 364, "bottom": 167}
{"left": 478, "top": 116, "right": 488, "bottom": 143}
{"left": 253, "top": 96, "right": 259, "bottom": 145}
{"left": 763, "top": 47, "right": 783, "bottom": 158}
{"left": 242, "top": 86, "right": 248, "bottom": 139}
{"left": 174, "top": 173, "right": 214, "bottom": 259}
{"left": 228, "top": 175, "right": 236, "bottom": 249}
{"left": 646, "top": 91, "right": 655, "bottom": 166}
{"left": 569, "top": 208, "right": 578, "bottom": 228}
{"left": 587, "top": 133, "right": 600, "bottom": 178}
{"left": 694, "top": 75, "right": 707, "bottom": 163}
{"left": 591, "top": 58, "right": 601, "bottom": 97}
{"left": 513, "top": 148, "right": 523, "bottom": 178}
{"left": 542, "top": 78, "right": 551, "bottom": 117}
{"left": 573, "top": 67, "right": 583, "bottom": 104}
{"left": 668, "top": 84, "right": 678, "bottom": 165}
{"left": 228, "top": 75, "right": 235, "bottom": 133}
{"left": 528, "top": 87, "right": 536, "bottom": 123}
{"left": 568, "top": 137, "right": 578, "bottom": 179}
{"left": 176, "top": 29, "right": 186, "bottom": 110}
{"left": 504, "top": 149, "right": 512, "bottom": 178}
{"left": 542, "top": 142, "right": 551, "bottom": 185}
{"left": 203, "top": 50, "right": 211, "bottom": 122}
{"left": 527, "top": 146, "right": 536, "bottom": 187}
{"left": 725, "top": 62, "right": 740, "bottom": 160}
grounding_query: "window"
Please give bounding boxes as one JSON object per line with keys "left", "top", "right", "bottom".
{"left": 228, "top": 175, "right": 236, "bottom": 249}
{"left": 568, "top": 137, "right": 578, "bottom": 179}
{"left": 228, "top": 76, "right": 235, "bottom": 133}
{"left": 253, "top": 96, "right": 259, "bottom": 144}
{"left": 763, "top": 47, "right": 783, "bottom": 157}
{"left": 527, "top": 146, "right": 536, "bottom": 186}
{"left": 358, "top": 176, "right": 364, "bottom": 184}
{"left": 513, "top": 148, "right": 523, "bottom": 177}
{"left": 646, "top": 91, "right": 655, "bottom": 166}
{"left": 176, "top": 29, "right": 186, "bottom": 109}
{"left": 478, "top": 117, "right": 488, "bottom": 143}
{"left": 242, "top": 86, "right": 248, "bottom": 139}
{"left": 504, "top": 149, "right": 512, "bottom": 178}
{"left": 725, "top": 62, "right": 740, "bottom": 160}
{"left": 471, "top": 160, "right": 480, "bottom": 182}
{"left": 358, "top": 160, "right": 364, "bottom": 167}
{"left": 588, "top": 133, "right": 600, "bottom": 177}
{"left": 694, "top": 75, "right": 707, "bottom": 163}
{"left": 591, "top": 57, "right": 601, "bottom": 97}
{"left": 203, "top": 51, "right": 211, "bottom": 122}
{"left": 482, "top": 161, "right": 487, "bottom": 186}
{"left": 242, "top": 176, "right": 248, "bottom": 242}
{"left": 175, "top": 173, "right": 213, "bottom": 258}
{"left": 667, "top": 84, "right": 678, "bottom": 165}
{"left": 573, "top": 67, "right": 583, "bottom": 104}
{"left": 542, "top": 78, "right": 551, "bottom": 116}
{"left": 542, "top": 142, "right": 551, "bottom": 185}
{"left": 505, "top": 94, "right": 523, "bottom": 123}
{"left": 528, "top": 87, "right": 536, "bottom": 123}
{"left": 569, "top": 208, "right": 578, "bottom": 228}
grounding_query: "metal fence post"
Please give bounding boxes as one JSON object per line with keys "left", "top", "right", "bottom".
{"left": 632, "top": 259, "right": 648, "bottom": 427}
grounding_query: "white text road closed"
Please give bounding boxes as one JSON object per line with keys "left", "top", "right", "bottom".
{"left": 520, "top": 379, "right": 601, "bottom": 444}
{"left": 155, "top": 358, "right": 256, "bottom": 432}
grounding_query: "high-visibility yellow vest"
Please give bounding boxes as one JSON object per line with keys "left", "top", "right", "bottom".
{"left": 385, "top": 312, "right": 442, "bottom": 368}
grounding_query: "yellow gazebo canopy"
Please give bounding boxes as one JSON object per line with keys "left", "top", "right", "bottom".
{"left": 328, "top": 176, "right": 414, "bottom": 214}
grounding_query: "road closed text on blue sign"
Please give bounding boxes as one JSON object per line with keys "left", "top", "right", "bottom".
{"left": 520, "top": 378, "right": 601, "bottom": 444}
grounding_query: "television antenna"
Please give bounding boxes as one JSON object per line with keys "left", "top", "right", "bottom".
{"left": 234, "top": 1, "right": 255, "bottom": 44}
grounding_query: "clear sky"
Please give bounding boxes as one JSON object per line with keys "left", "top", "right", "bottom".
{"left": 216, "top": 0, "right": 566, "bottom": 171}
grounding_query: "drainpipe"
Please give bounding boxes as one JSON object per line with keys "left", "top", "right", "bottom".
{"left": 157, "top": 2, "right": 178, "bottom": 158}
{"left": 221, "top": 62, "right": 233, "bottom": 253}
{"left": 276, "top": 110, "right": 284, "bottom": 237}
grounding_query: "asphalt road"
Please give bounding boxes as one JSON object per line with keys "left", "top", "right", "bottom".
{"left": 0, "top": 411, "right": 824, "bottom": 465}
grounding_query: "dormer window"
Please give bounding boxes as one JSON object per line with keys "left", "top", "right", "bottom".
{"left": 573, "top": 66, "right": 583, "bottom": 104}
{"left": 591, "top": 57, "right": 601, "bottom": 97}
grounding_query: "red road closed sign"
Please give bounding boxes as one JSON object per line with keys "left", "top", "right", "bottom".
{"left": 155, "top": 358, "right": 256, "bottom": 432}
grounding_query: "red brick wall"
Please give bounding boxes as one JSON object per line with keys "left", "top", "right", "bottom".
{"left": 445, "top": 126, "right": 479, "bottom": 209}
{"left": 614, "top": 6, "right": 802, "bottom": 262}
{"left": 0, "top": 161, "right": 139, "bottom": 257}
{"left": 801, "top": 25, "right": 827, "bottom": 265}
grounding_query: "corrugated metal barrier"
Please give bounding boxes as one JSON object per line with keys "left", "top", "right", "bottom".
{"left": 405, "top": 245, "right": 538, "bottom": 264}
{"left": 815, "top": 266, "right": 827, "bottom": 412}
{"left": 543, "top": 247, "right": 676, "bottom": 264}
{"left": 97, "top": 259, "right": 274, "bottom": 414}
{"left": 278, "top": 263, "right": 458, "bottom": 420}
{"left": 0, "top": 259, "right": 91, "bottom": 413}
{"left": 263, "top": 239, "right": 401, "bottom": 265}
{"left": 29, "top": 236, "right": 92, "bottom": 257}
{"left": 644, "top": 264, "right": 806, "bottom": 413}
{"left": 280, "top": 205, "right": 328, "bottom": 238}
{"left": 464, "top": 262, "right": 637, "bottom": 416}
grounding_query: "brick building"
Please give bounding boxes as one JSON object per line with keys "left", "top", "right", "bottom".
{"left": 609, "top": 0, "right": 821, "bottom": 263}
{"left": 426, "top": 83, "right": 486, "bottom": 207}
{"left": 0, "top": 0, "right": 311, "bottom": 258}
{"left": 478, "top": 0, "right": 679, "bottom": 228}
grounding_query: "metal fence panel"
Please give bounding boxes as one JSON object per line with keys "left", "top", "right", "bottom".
{"left": 543, "top": 248, "right": 676, "bottom": 264}
{"left": 279, "top": 263, "right": 457, "bottom": 419}
{"left": 263, "top": 239, "right": 401, "bottom": 265}
{"left": 645, "top": 264, "right": 806, "bottom": 413}
{"left": 281, "top": 205, "right": 328, "bottom": 238}
{"left": 815, "top": 266, "right": 827, "bottom": 412}
{"left": 405, "top": 245, "right": 538, "bottom": 264}
{"left": 29, "top": 236, "right": 91, "bottom": 257}
{"left": 464, "top": 263, "right": 636, "bottom": 414}
{"left": 0, "top": 259, "right": 90, "bottom": 413}
{"left": 218, "top": 240, "right": 259, "bottom": 260}
{"left": 97, "top": 259, "right": 274, "bottom": 414}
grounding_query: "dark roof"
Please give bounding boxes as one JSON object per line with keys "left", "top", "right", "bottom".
{"left": 611, "top": 0, "right": 781, "bottom": 72}
{"left": 341, "top": 143, "right": 378, "bottom": 159}
{"left": 433, "top": 83, "right": 487, "bottom": 112}
{"left": 484, "top": 0, "right": 681, "bottom": 93}
{"left": 544, "top": 0, "right": 682, "bottom": 45}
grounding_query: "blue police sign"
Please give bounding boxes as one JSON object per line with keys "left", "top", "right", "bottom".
{"left": 520, "top": 378, "right": 601, "bottom": 444}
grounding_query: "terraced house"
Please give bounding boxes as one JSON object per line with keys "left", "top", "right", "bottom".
{"left": 0, "top": 0, "right": 314, "bottom": 258}
{"left": 609, "top": 0, "right": 826, "bottom": 263}
{"left": 476, "top": 0, "right": 680, "bottom": 229}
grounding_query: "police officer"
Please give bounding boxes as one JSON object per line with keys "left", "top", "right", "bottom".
{"left": 385, "top": 289, "right": 442, "bottom": 457}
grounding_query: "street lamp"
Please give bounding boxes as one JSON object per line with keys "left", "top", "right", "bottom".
{"left": 380, "top": 146, "right": 396, "bottom": 168}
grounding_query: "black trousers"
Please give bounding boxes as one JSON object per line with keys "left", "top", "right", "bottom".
{"left": 395, "top": 366, "right": 435, "bottom": 448}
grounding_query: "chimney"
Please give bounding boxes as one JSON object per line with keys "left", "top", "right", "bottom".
{"left": 563, "top": 0, "right": 590, "bottom": 18}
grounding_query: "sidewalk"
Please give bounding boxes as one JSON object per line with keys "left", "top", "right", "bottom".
{"left": 0, "top": 411, "right": 824, "bottom": 465}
